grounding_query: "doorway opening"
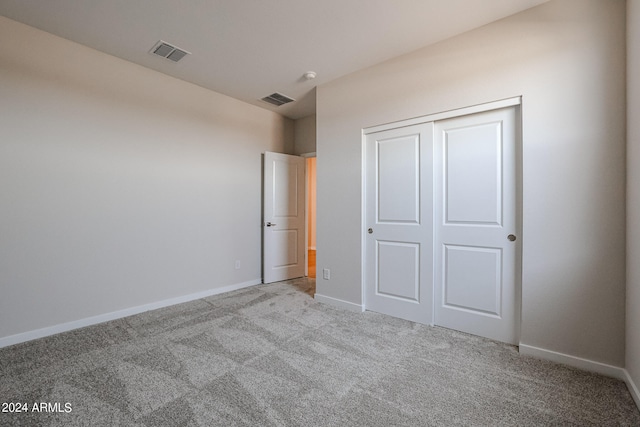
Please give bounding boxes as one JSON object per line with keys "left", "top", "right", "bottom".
{"left": 306, "top": 156, "right": 317, "bottom": 280}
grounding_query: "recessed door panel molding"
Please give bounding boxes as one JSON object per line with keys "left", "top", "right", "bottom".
{"left": 376, "top": 241, "right": 420, "bottom": 302}
{"left": 364, "top": 123, "right": 433, "bottom": 325}
{"left": 263, "top": 152, "right": 305, "bottom": 284}
{"left": 272, "top": 229, "right": 299, "bottom": 267}
{"left": 273, "top": 159, "right": 300, "bottom": 218}
{"left": 444, "top": 121, "right": 502, "bottom": 226}
{"left": 377, "top": 134, "right": 420, "bottom": 224}
{"left": 434, "top": 106, "right": 520, "bottom": 345}
{"left": 443, "top": 245, "right": 501, "bottom": 317}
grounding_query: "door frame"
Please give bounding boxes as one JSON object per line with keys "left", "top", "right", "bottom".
{"left": 300, "top": 152, "right": 316, "bottom": 279}
{"left": 361, "top": 96, "right": 522, "bottom": 334}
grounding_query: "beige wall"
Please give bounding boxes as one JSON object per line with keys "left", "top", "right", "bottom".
{"left": 0, "top": 16, "right": 293, "bottom": 341}
{"left": 316, "top": 0, "right": 626, "bottom": 366}
{"left": 627, "top": 0, "right": 640, "bottom": 404}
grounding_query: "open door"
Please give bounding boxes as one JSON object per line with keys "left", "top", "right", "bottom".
{"left": 263, "top": 152, "right": 305, "bottom": 283}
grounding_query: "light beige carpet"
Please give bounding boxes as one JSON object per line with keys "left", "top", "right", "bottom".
{"left": 1, "top": 278, "right": 639, "bottom": 426}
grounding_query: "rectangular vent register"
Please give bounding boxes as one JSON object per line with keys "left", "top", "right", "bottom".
{"left": 261, "top": 92, "right": 295, "bottom": 107}
{"left": 150, "top": 40, "right": 190, "bottom": 62}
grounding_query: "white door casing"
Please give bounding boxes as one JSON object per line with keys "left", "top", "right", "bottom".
{"left": 263, "top": 152, "right": 305, "bottom": 284}
{"left": 434, "top": 107, "right": 520, "bottom": 344}
{"left": 364, "top": 123, "right": 434, "bottom": 325}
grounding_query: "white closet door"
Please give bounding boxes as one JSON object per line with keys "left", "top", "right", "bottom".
{"left": 364, "top": 123, "right": 434, "bottom": 325}
{"left": 433, "top": 107, "right": 520, "bottom": 344}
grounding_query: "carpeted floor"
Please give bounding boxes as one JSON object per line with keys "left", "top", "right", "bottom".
{"left": 1, "top": 278, "right": 639, "bottom": 426}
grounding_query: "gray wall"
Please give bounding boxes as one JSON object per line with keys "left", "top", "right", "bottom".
{"left": 294, "top": 114, "right": 317, "bottom": 155}
{"left": 627, "top": 0, "right": 640, "bottom": 403}
{"left": 316, "top": 0, "right": 626, "bottom": 366}
{"left": 0, "top": 16, "right": 293, "bottom": 340}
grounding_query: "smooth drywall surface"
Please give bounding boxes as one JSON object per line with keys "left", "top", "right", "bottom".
{"left": 0, "top": 16, "right": 293, "bottom": 340}
{"left": 294, "top": 115, "right": 317, "bottom": 155}
{"left": 316, "top": 0, "right": 626, "bottom": 366}
{"left": 627, "top": 0, "right": 640, "bottom": 397}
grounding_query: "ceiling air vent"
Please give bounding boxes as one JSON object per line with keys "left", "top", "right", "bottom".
{"left": 150, "top": 40, "right": 190, "bottom": 62}
{"left": 261, "top": 92, "right": 295, "bottom": 107}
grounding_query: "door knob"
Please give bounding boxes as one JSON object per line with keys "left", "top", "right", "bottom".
{"left": 507, "top": 234, "right": 516, "bottom": 242}
{"left": 368, "top": 228, "right": 373, "bottom": 234}
{"left": 266, "top": 222, "right": 276, "bottom": 227}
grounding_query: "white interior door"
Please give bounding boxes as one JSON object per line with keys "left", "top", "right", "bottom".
{"left": 263, "top": 152, "right": 305, "bottom": 284}
{"left": 434, "top": 107, "right": 520, "bottom": 344}
{"left": 364, "top": 123, "right": 434, "bottom": 324}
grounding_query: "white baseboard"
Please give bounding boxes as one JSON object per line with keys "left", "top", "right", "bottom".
{"left": 519, "top": 344, "right": 626, "bottom": 380}
{"left": 624, "top": 369, "right": 640, "bottom": 410}
{"left": 0, "top": 279, "right": 261, "bottom": 349}
{"left": 314, "top": 293, "right": 364, "bottom": 313}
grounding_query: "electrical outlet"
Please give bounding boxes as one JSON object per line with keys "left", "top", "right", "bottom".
{"left": 323, "top": 268, "right": 330, "bottom": 280}
{"left": 235, "top": 260, "right": 241, "bottom": 270}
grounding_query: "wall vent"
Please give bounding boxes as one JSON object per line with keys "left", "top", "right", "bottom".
{"left": 150, "top": 40, "right": 190, "bottom": 62}
{"left": 261, "top": 92, "right": 295, "bottom": 107}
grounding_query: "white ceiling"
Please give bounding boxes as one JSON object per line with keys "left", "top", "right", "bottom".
{"left": 0, "top": 0, "right": 547, "bottom": 119}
